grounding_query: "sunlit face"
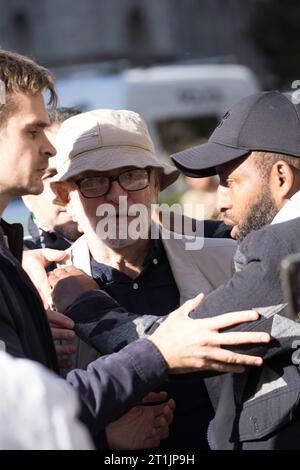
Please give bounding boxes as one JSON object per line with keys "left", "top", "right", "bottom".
{"left": 67, "top": 166, "right": 160, "bottom": 248}
{"left": 0, "top": 92, "right": 56, "bottom": 199}
{"left": 217, "top": 153, "right": 278, "bottom": 240}
{"left": 23, "top": 122, "right": 80, "bottom": 241}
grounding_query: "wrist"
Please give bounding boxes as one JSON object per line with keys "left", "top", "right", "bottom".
{"left": 148, "top": 333, "right": 171, "bottom": 370}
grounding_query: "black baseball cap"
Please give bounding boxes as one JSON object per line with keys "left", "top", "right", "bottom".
{"left": 171, "top": 91, "right": 300, "bottom": 177}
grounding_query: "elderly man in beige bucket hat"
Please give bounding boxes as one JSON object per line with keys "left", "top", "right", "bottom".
{"left": 43, "top": 108, "right": 238, "bottom": 449}
{"left": 51, "top": 108, "right": 179, "bottom": 249}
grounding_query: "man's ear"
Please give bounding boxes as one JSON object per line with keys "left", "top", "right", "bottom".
{"left": 269, "top": 161, "right": 295, "bottom": 203}
{"left": 51, "top": 182, "right": 74, "bottom": 206}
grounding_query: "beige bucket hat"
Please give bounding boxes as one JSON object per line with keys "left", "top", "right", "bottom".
{"left": 51, "top": 109, "right": 179, "bottom": 190}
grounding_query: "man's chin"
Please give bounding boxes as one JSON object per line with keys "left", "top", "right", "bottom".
{"left": 27, "top": 180, "right": 44, "bottom": 196}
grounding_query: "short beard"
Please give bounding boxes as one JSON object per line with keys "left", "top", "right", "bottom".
{"left": 238, "top": 188, "right": 278, "bottom": 242}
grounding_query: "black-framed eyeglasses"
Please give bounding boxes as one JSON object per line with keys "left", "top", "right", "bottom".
{"left": 75, "top": 167, "right": 152, "bottom": 198}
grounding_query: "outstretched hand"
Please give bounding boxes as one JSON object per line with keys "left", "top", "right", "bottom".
{"left": 149, "top": 294, "right": 271, "bottom": 374}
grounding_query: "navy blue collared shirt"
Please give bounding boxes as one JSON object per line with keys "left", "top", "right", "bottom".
{"left": 91, "top": 239, "right": 180, "bottom": 317}
{"left": 90, "top": 239, "right": 214, "bottom": 449}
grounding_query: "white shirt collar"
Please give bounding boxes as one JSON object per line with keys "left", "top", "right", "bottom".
{"left": 271, "top": 190, "right": 300, "bottom": 225}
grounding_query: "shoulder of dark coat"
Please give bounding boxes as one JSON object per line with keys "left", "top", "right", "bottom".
{"left": 239, "top": 217, "right": 300, "bottom": 257}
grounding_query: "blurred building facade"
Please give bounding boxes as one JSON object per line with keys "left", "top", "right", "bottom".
{"left": 0, "top": 0, "right": 268, "bottom": 82}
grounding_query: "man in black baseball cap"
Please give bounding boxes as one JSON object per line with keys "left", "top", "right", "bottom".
{"left": 169, "top": 91, "right": 300, "bottom": 448}
{"left": 172, "top": 91, "right": 300, "bottom": 240}
{"left": 172, "top": 91, "right": 300, "bottom": 177}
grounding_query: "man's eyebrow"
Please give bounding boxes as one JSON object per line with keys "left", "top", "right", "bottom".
{"left": 24, "top": 120, "right": 50, "bottom": 129}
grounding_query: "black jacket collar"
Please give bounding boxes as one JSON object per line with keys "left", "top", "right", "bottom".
{"left": 0, "top": 218, "right": 24, "bottom": 263}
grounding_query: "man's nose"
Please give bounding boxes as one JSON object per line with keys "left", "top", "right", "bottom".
{"left": 216, "top": 185, "right": 231, "bottom": 213}
{"left": 106, "top": 180, "right": 128, "bottom": 202}
{"left": 43, "top": 133, "right": 57, "bottom": 160}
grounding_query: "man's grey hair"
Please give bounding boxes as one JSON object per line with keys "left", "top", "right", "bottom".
{"left": 48, "top": 106, "right": 82, "bottom": 126}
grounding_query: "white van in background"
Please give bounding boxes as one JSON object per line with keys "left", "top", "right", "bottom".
{"left": 55, "top": 63, "right": 261, "bottom": 155}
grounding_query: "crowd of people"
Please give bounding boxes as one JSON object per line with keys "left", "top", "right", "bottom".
{"left": 1, "top": 48, "right": 300, "bottom": 450}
